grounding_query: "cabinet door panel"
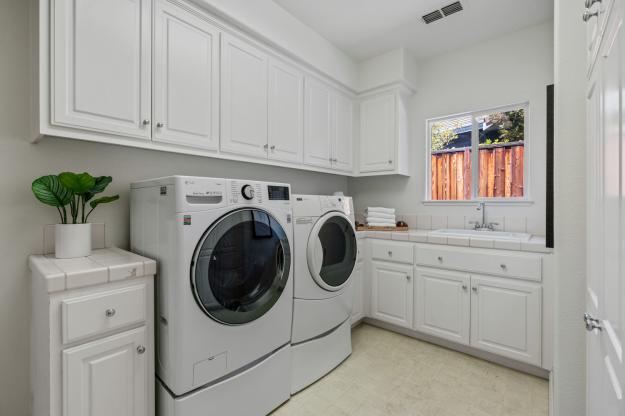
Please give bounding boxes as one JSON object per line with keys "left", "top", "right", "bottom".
{"left": 359, "top": 94, "right": 395, "bottom": 172}
{"left": 332, "top": 93, "right": 354, "bottom": 172}
{"left": 415, "top": 268, "right": 470, "bottom": 345}
{"left": 221, "top": 34, "right": 268, "bottom": 158}
{"left": 470, "top": 275, "right": 541, "bottom": 365}
{"left": 63, "top": 327, "right": 147, "bottom": 416}
{"left": 53, "top": 0, "right": 151, "bottom": 138}
{"left": 153, "top": 3, "right": 219, "bottom": 149}
{"left": 371, "top": 261, "right": 413, "bottom": 328}
{"left": 350, "top": 263, "right": 364, "bottom": 324}
{"left": 304, "top": 78, "right": 332, "bottom": 168}
{"left": 268, "top": 59, "right": 304, "bottom": 163}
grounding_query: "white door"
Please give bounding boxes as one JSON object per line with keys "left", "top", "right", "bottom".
{"left": 359, "top": 93, "right": 396, "bottom": 173}
{"left": 152, "top": 2, "right": 219, "bottom": 150}
{"left": 52, "top": 0, "right": 151, "bottom": 139}
{"left": 370, "top": 261, "right": 413, "bottom": 328}
{"left": 415, "top": 267, "right": 470, "bottom": 345}
{"left": 304, "top": 78, "right": 333, "bottom": 168}
{"left": 332, "top": 93, "right": 354, "bottom": 172}
{"left": 586, "top": 8, "right": 625, "bottom": 413}
{"left": 350, "top": 263, "right": 364, "bottom": 324}
{"left": 470, "top": 275, "right": 541, "bottom": 366}
{"left": 221, "top": 34, "right": 268, "bottom": 158}
{"left": 268, "top": 58, "right": 304, "bottom": 163}
{"left": 63, "top": 327, "right": 148, "bottom": 416}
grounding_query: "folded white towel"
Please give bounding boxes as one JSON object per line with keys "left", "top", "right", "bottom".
{"left": 366, "top": 216, "right": 395, "bottom": 224}
{"left": 366, "top": 207, "right": 396, "bottom": 215}
{"left": 365, "top": 212, "right": 395, "bottom": 220}
{"left": 367, "top": 222, "right": 397, "bottom": 227}
{"left": 366, "top": 218, "right": 395, "bottom": 226}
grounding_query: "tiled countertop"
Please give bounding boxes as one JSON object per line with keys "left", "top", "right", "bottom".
{"left": 356, "top": 229, "right": 551, "bottom": 253}
{"left": 29, "top": 247, "right": 157, "bottom": 293}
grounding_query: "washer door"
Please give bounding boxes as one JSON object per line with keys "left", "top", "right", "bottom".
{"left": 307, "top": 212, "right": 357, "bottom": 291}
{"left": 191, "top": 208, "right": 291, "bottom": 325}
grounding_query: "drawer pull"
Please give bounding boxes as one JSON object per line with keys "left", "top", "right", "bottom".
{"left": 500, "top": 264, "right": 507, "bottom": 270}
{"left": 105, "top": 308, "right": 116, "bottom": 318}
{"left": 136, "top": 345, "right": 146, "bottom": 354}
{"left": 437, "top": 256, "right": 443, "bottom": 262}
{"left": 388, "top": 251, "right": 393, "bottom": 257}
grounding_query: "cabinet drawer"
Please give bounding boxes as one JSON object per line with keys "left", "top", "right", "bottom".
{"left": 371, "top": 240, "right": 414, "bottom": 264}
{"left": 416, "top": 246, "right": 541, "bottom": 281}
{"left": 62, "top": 284, "right": 147, "bottom": 344}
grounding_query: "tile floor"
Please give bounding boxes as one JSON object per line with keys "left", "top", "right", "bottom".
{"left": 273, "top": 324, "right": 549, "bottom": 416}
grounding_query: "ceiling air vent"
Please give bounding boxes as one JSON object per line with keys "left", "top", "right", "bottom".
{"left": 422, "top": 10, "right": 444, "bottom": 24}
{"left": 441, "top": 1, "right": 463, "bottom": 17}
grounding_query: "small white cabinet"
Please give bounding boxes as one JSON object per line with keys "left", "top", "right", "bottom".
{"left": 415, "top": 267, "right": 471, "bottom": 345}
{"left": 221, "top": 34, "right": 269, "bottom": 157}
{"left": 51, "top": 0, "right": 151, "bottom": 139}
{"left": 370, "top": 261, "right": 413, "bottom": 328}
{"left": 470, "top": 275, "right": 541, "bottom": 366}
{"left": 153, "top": 1, "right": 220, "bottom": 149}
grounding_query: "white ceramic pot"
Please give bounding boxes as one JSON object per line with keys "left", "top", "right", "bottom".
{"left": 54, "top": 223, "right": 92, "bottom": 259}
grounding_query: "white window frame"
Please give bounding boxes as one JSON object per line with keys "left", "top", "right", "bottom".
{"left": 424, "top": 102, "right": 531, "bottom": 205}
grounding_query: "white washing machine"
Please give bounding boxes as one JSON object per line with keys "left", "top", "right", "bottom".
{"left": 291, "top": 194, "right": 357, "bottom": 393}
{"left": 131, "top": 176, "right": 294, "bottom": 416}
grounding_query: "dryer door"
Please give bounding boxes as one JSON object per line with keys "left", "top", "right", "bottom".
{"left": 191, "top": 208, "right": 291, "bottom": 325}
{"left": 307, "top": 212, "right": 357, "bottom": 291}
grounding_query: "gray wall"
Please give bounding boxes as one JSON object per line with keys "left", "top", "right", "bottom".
{"left": 0, "top": 1, "right": 346, "bottom": 414}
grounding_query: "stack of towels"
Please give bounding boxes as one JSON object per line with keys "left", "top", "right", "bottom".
{"left": 365, "top": 207, "right": 396, "bottom": 227}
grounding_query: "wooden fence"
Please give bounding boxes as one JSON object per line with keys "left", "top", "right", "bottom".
{"left": 431, "top": 142, "right": 524, "bottom": 200}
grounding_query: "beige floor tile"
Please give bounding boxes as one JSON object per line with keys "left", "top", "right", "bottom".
{"left": 272, "top": 324, "right": 549, "bottom": 416}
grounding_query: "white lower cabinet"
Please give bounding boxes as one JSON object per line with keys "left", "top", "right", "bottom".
{"left": 64, "top": 326, "right": 148, "bottom": 416}
{"left": 414, "top": 267, "right": 471, "bottom": 345}
{"left": 370, "top": 261, "right": 413, "bottom": 328}
{"left": 350, "top": 263, "right": 364, "bottom": 324}
{"left": 470, "top": 275, "right": 542, "bottom": 366}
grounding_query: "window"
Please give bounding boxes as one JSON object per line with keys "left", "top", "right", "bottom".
{"left": 427, "top": 103, "right": 527, "bottom": 201}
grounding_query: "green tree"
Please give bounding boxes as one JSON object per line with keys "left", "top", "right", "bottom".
{"left": 487, "top": 110, "right": 525, "bottom": 143}
{"left": 431, "top": 121, "right": 460, "bottom": 151}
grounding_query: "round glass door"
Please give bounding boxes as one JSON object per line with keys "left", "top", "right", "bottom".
{"left": 191, "top": 209, "right": 291, "bottom": 325}
{"left": 307, "top": 213, "right": 357, "bottom": 291}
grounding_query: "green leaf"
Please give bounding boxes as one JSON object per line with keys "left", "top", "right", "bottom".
{"left": 59, "top": 172, "right": 96, "bottom": 195}
{"left": 89, "top": 195, "right": 119, "bottom": 209}
{"left": 84, "top": 176, "right": 112, "bottom": 202}
{"left": 32, "top": 175, "right": 72, "bottom": 207}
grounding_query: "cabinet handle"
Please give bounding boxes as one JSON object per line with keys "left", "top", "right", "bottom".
{"left": 270, "top": 145, "right": 276, "bottom": 150}
{"left": 156, "top": 122, "right": 164, "bottom": 128}
{"left": 388, "top": 160, "right": 393, "bottom": 164}
{"left": 136, "top": 345, "right": 146, "bottom": 354}
{"left": 263, "top": 144, "right": 268, "bottom": 150}
{"left": 329, "top": 157, "right": 333, "bottom": 162}
{"left": 585, "top": 0, "right": 601, "bottom": 8}
{"left": 462, "top": 284, "right": 468, "bottom": 291}
{"left": 142, "top": 119, "right": 150, "bottom": 125}
{"left": 583, "top": 10, "right": 599, "bottom": 21}
{"left": 105, "top": 308, "right": 116, "bottom": 317}
{"left": 500, "top": 264, "right": 507, "bottom": 270}
{"left": 437, "top": 256, "right": 443, "bottom": 262}
{"left": 406, "top": 275, "right": 411, "bottom": 281}
{"left": 388, "top": 251, "right": 393, "bottom": 257}
{"left": 472, "top": 287, "right": 478, "bottom": 293}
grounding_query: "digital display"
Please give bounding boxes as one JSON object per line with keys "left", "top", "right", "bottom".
{"left": 268, "top": 186, "right": 290, "bottom": 201}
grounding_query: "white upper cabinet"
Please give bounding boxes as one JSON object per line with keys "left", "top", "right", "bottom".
{"left": 268, "top": 59, "right": 304, "bottom": 163}
{"left": 52, "top": 0, "right": 151, "bottom": 139}
{"left": 359, "top": 93, "right": 396, "bottom": 172}
{"left": 332, "top": 93, "right": 354, "bottom": 172}
{"left": 221, "top": 34, "right": 269, "bottom": 158}
{"left": 153, "top": 2, "right": 220, "bottom": 150}
{"left": 304, "top": 77, "right": 333, "bottom": 168}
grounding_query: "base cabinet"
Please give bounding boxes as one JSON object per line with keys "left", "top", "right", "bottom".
{"left": 370, "top": 261, "right": 413, "bottom": 328}
{"left": 414, "top": 268, "right": 470, "bottom": 345}
{"left": 350, "top": 263, "right": 364, "bottom": 324}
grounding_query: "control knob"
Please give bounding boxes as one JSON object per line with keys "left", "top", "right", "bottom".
{"left": 241, "top": 184, "right": 255, "bottom": 200}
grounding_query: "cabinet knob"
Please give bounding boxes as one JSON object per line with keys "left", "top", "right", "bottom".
{"left": 136, "top": 345, "right": 146, "bottom": 354}
{"left": 142, "top": 119, "right": 150, "bottom": 125}
{"left": 388, "top": 160, "right": 393, "bottom": 164}
{"left": 332, "top": 158, "right": 338, "bottom": 162}
{"left": 583, "top": 10, "right": 599, "bottom": 22}
{"left": 388, "top": 251, "right": 393, "bottom": 257}
{"left": 270, "top": 145, "right": 276, "bottom": 150}
{"left": 437, "top": 256, "right": 443, "bottom": 262}
{"left": 156, "top": 122, "right": 165, "bottom": 128}
{"left": 584, "top": 313, "right": 603, "bottom": 332}
{"left": 406, "top": 275, "right": 411, "bottom": 281}
{"left": 500, "top": 264, "right": 507, "bottom": 270}
{"left": 105, "top": 308, "right": 116, "bottom": 317}
{"left": 462, "top": 284, "right": 468, "bottom": 291}
{"left": 472, "top": 287, "right": 478, "bottom": 293}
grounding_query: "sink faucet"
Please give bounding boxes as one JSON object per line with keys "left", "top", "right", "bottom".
{"left": 470, "top": 202, "right": 498, "bottom": 231}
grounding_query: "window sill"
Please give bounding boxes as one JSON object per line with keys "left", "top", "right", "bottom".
{"left": 421, "top": 199, "right": 534, "bottom": 206}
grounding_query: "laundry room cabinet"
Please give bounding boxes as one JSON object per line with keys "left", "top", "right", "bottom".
{"left": 370, "top": 261, "right": 414, "bottom": 328}
{"left": 29, "top": 248, "right": 156, "bottom": 416}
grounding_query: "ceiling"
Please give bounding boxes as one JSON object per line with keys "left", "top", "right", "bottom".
{"left": 272, "top": 0, "right": 554, "bottom": 61}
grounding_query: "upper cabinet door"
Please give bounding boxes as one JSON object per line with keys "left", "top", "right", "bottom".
{"left": 332, "top": 93, "right": 354, "bottom": 172}
{"left": 52, "top": 0, "right": 151, "bottom": 139}
{"left": 221, "top": 34, "right": 269, "bottom": 158}
{"left": 304, "top": 78, "right": 333, "bottom": 168}
{"left": 152, "top": 2, "right": 220, "bottom": 150}
{"left": 359, "top": 94, "right": 396, "bottom": 172}
{"left": 268, "top": 59, "right": 304, "bottom": 163}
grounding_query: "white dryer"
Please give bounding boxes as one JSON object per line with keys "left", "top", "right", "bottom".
{"left": 291, "top": 194, "right": 357, "bottom": 393}
{"left": 131, "top": 176, "right": 293, "bottom": 416}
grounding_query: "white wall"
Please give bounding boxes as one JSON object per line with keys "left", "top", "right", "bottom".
{"left": 349, "top": 21, "right": 554, "bottom": 235}
{"left": 358, "top": 48, "right": 419, "bottom": 91}
{"left": 0, "top": 1, "right": 347, "bottom": 414}
{"left": 552, "top": 0, "right": 586, "bottom": 414}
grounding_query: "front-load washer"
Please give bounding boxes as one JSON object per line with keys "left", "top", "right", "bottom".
{"left": 131, "top": 176, "right": 293, "bottom": 416}
{"left": 290, "top": 194, "right": 357, "bottom": 393}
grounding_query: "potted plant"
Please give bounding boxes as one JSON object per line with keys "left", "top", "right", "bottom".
{"left": 32, "top": 172, "right": 119, "bottom": 258}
